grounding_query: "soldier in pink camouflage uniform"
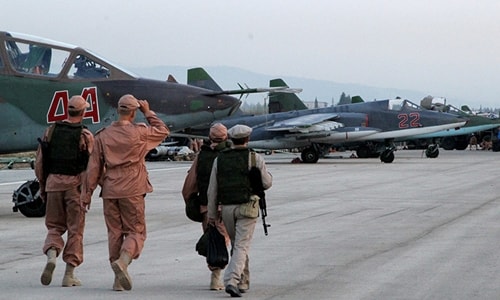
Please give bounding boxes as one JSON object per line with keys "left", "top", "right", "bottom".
{"left": 35, "top": 95, "right": 94, "bottom": 287}
{"left": 82, "top": 94, "right": 169, "bottom": 291}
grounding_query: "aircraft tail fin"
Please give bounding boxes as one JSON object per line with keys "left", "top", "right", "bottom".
{"left": 338, "top": 95, "right": 364, "bottom": 105}
{"left": 187, "top": 67, "right": 223, "bottom": 91}
{"left": 167, "top": 74, "right": 178, "bottom": 83}
{"left": 351, "top": 96, "right": 365, "bottom": 104}
{"left": 268, "top": 79, "right": 308, "bottom": 113}
{"left": 461, "top": 105, "right": 472, "bottom": 113}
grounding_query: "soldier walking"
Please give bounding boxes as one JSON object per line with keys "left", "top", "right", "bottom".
{"left": 82, "top": 94, "right": 169, "bottom": 291}
{"left": 207, "top": 124, "right": 272, "bottom": 297}
{"left": 35, "top": 95, "right": 94, "bottom": 287}
{"left": 182, "top": 123, "right": 231, "bottom": 290}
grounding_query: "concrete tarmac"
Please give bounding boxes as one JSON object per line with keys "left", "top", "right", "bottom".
{"left": 0, "top": 149, "right": 498, "bottom": 300}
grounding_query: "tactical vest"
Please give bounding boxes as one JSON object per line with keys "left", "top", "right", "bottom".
{"left": 217, "top": 148, "right": 252, "bottom": 205}
{"left": 47, "top": 122, "right": 89, "bottom": 175}
{"left": 196, "top": 141, "right": 231, "bottom": 205}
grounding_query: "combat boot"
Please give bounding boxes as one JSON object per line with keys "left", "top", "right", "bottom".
{"left": 210, "top": 268, "right": 224, "bottom": 290}
{"left": 238, "top": 274, "right": 249, "bottom": 293}
{"left": 40, "top": 247, "right": 57, "bottom": 285}
{"left": 238, "top": 260, "right": 250, "bottom": 293}
{"left": 62, "top": 263, "right": 81, "bottom": 287}
{"left": 113, "top": 276, "right": 125, "bottom": 291}
{"left": 111, "top": 252, "right": 133, "bottom": 290}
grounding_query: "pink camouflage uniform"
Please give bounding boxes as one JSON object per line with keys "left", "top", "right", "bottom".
{"left": 35, "top": 125, "right": 94, "bottom": 267}
{"left": 83, "top": 107, "right": 169, "bottom": 264}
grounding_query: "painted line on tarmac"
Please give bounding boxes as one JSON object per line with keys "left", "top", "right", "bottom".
{"left": 0, "top": 181, "right": 27, "bottom": 186}
{"left": 148, "top": 166, "right": 190, "bottom": 172}
{"left": 0, "top": 167, "right": 189, "bottom": 185}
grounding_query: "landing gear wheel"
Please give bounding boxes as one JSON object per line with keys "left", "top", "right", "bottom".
{"left": 425, "top": 145, "right": 439, "bottom": 158}
{"left": 441, "top": 137, "right": 455, "bottom": 150}
{"left": 454, "top": 139, "right": 468, "bottom": 150}
{"left": 380, "top": 149, "right": 395, "bottom": 163}
{"left": 301, "top": 147, "right": 319, "bottom": 163}
{"left": 12, "top": 180, "right": 46, "bottom": 217}
{"left": 356, "top": 147, "right": 370, "bottom": 158}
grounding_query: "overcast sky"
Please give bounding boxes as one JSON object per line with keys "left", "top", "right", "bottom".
{"left": 4, "top": 0, "right": 500, "bottom": 108}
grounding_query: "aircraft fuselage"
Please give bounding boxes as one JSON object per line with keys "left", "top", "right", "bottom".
{"left": 215, "top": 99, "right": 467, "bottom": 151}
{"left": 0, "top": 31, "right": 240, "bottom": 154}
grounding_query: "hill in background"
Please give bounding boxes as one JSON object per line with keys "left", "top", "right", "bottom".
{"left": 129, "top": 65, "right": 431, "bottom": 106}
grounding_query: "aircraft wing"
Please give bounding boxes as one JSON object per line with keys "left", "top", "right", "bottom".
{"left": 169, "top": 132, "right": 209, "bottom": 140}
{"left": 266, "top": 113, "right": 341, "bottom": 132}
{"left": 281, "top": 127, "right": 381, "bottom": 140}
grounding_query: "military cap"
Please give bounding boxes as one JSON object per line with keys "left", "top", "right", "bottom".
{"left": 68, "top": 95, "right": 90, "bottom": 111}
{"left": 118, "top": 94, "right": 140, "bottom": 110}
{"left": 209, "top": 123, "right": 228, "bottom": 142}
{"left": 228, "top": 124, "right": 252, "bottom": 139}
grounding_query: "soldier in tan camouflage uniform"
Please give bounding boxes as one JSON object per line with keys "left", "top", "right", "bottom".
{"left": 182, "top": 123, "right": 231, "bottom": 290}
{"left": 207, "top": 124, "right": 272, "bottom": 297}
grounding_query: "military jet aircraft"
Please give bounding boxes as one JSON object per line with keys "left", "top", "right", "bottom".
{"left": 0, "top": 31, "right": 293, "bottom": 217}
{"left": 0, "top": 31, "right": 296, "bottom": 155}
{"left": 402, "top": 96, "right": 500, "bottom": 150}
{"left": 340, "top": 95, "right": 499, "bottom": 152}
{"left": 208, "top": 80, "right": 468, "bottom": 163}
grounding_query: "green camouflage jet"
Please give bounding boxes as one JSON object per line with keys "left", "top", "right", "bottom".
{"left": 0, "top": 31, "right": 296, "bottom": 154}
{"left": 0, "top": 31, "right": 292, "bottom": 217}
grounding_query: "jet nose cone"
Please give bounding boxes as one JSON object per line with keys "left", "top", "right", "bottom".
{"left": 449, "top": 115, "right": 469, "bottom": 129}
{"left": 439, "top": 112, "right": 467, "bottom": 123}
{"left": 210, "top": 95, "right": 241, "bottom": 118}
{"left": 214, "top": 95, "right": 237, "bottom": 108}
{"left": 457, "top": 115, "right": 469, "bottom": 127}
{"left": 217, "top": 95, "right": 241, "bottom": 115}
{"left": 228, "top": 100, "right": 242, "bottom": 116}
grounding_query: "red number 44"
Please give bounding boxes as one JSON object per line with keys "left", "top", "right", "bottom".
{"left": 47, "top": 87, "right": 100, "bottom": 124}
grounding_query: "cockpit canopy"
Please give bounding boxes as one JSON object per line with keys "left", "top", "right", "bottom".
{"left": 387, "top": 98, "right": 421, "bottom": 112}
{"left": 0, "top": 31, "right": 138, "bottom": 81}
